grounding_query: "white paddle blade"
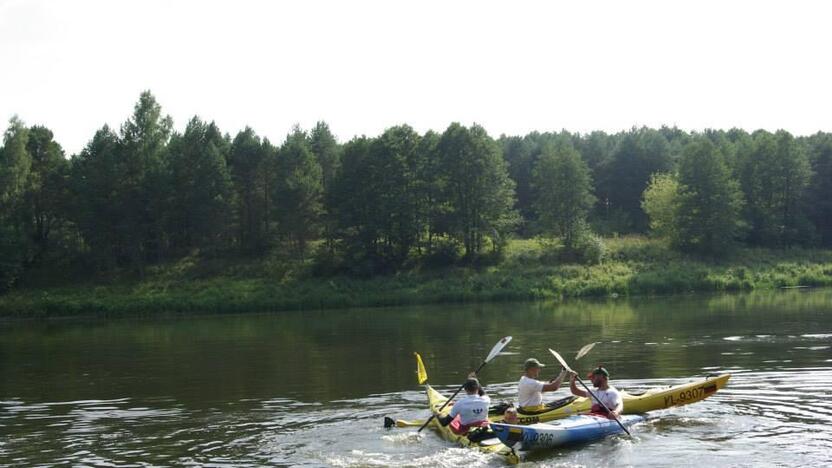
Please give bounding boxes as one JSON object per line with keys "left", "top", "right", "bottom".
{"left": 575, "top": 342, "right": 598, "bottom": 361}
{"left": 548, "top": 348, "right": 574, "bottom": 373}
{"left": 485, "top": 336, "right": 512, "bottom": 363}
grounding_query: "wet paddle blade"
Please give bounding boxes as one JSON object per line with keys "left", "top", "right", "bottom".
{"left": 396, "top": 418, "right": 424, "bottom": 428}
{"left": 414, "top": 352, "right": 428, "bottom": 384}
{"left": 548, "top": 348, "right": 574, "bottom": 373}
{"left": 485, "top": 336, "right": 512, "bottom": 363}
{"left": 575, "top": 342, "right": 598, "bottom": 361}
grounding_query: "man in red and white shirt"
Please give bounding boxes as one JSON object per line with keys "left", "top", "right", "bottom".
{"left": 569, "top": 366, "right": 623, "bottom": 418}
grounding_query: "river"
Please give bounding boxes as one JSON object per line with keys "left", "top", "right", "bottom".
{"left": 1, "top": 289, "right": 831, "bottom": 466}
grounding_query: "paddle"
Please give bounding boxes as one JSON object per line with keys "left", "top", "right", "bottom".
{"left": 548, "top": 348, "right": 631, "bottom": 437}
{"left": 384, "top": 416, "right": 424, "bottom": 428}
{"left": 550, "top": 341, "right": 597, "bottom": 380}
{"left": 575, "top": 342, "right": 598, "bottom": 361}
{"left": 416, "top": 336, "right": 513, "bottom": 433}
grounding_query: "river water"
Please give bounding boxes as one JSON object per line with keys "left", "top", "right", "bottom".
{"left": 1, "top": 289, "right": 831, "bottom": 466}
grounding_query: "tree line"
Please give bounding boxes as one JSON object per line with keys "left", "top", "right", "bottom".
{"left": 1, "top": 91, "right": 831, "bottom": 290}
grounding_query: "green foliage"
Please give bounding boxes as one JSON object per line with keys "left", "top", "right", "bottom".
{"left": 166, "top": 117, "right": 234, "bottom": 252}
{"left": 0, "top": 116, "right": 31, "bottom": 205}
{"left": 806, "top": 133, "right": 832, "bottom": 246}
{"left": 21, "top": 126, "right": 69, "bottom": 261}
{"left": 309, "top": 121, "right": 341, "bottom": 249}
{"left": 501, "top": 134, "right": 539, "bottom": 231}
{"left": 329, "top": 137, "right": 373, "bottom": 271}
{"left": 6, "top": 237, "right": 832, "bottom": 317}
{"left": 0, "top": 118, "right": 73, "bottom": 287}
{"left": 0, "top": 223, "right": 25, "bottom": 291}
{"left": 309, "top": 121, "right": 340, "bottom": 194}
{"left": 366, "top": 125, "right": 424, "bottom": 266}
{"left": 0, "top": 117, "right": 32, "bottom": 288}
{"left": 417, "top": 130, "right": 446, "bottom": 253}
{"left": 736, "top": 130, "right": 814, "bottom": 246}
{"left": 70, "top": 126, "right": 123, "bottom": 268}
{"left": 421, "top": 237, "right": 463, "bottom": 269}
{"left": 573, "top": 231, "right": 606, "bottom": 265}
{"left": 532, "top": 137, "right": 595, "bottom": 248}
{"left": 596, "top": 127, "right": 672, "bottom": 233}
{"left": 641, "top": 172, "right": 679, "bottom": 239}
{"left": 117, "top": 91, "right": 173, "bottom": 268}
{"left": 329, "top": 126, "right": 426, "bottom": 271}
{"left": 4, "top": 90, "right": 832, "bottom": 303}
{"left": 673, "top": 136, "right": 744, "bottom": 255}
{"left": 228, "top": 127, "right": 272, "bottom": 254}
{"left": 68, "top": 91, "right": 174, "bottom": 272}
{"left": 274, "top": 127, "right": 323, "bottom": 259}
{"left": 438, "top": 123, "right": 519, "bottom": 258}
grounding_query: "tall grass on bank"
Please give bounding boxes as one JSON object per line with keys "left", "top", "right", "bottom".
{"left": 2, "top": 237, "right": 832, "bottom": 318}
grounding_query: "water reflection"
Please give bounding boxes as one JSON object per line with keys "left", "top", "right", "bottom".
{"left": 1, "top": 289, "right": 831, "bottom": 466}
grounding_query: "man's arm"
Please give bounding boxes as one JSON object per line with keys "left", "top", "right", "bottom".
{"left": 439, "top": 403, "right": 460, "bottom": 426}
{"left": 542, "top": 368, "right": 568, "bottom": 392}
{"left": 609, "top": 393, "right": 623, "bottom": 418}
{"left": 569, "top": 373, "right": 587, "bottom": 397}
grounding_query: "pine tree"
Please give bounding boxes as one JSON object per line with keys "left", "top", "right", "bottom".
{"left": 673, "top": 137, "right": 744, "bottom": 255}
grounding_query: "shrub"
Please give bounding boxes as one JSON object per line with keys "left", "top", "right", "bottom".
{"left": 422, "top": 238, "right": 462, "bottom": 269}
{"left": 575, "top": 233, "right": 606, "bottom": 265}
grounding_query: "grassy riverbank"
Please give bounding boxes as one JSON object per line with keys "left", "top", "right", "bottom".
{"left": 2, "top": 237, "right": 832, "bottom": 318}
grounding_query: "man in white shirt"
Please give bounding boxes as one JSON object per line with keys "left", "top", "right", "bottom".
{"left": 569, "top": 366, "right": 623, "bottom": 418}
{"left": 517, "top": 358, "right": 568, "bottom": 411}
{"left": 439, "top": 378, "right": 491, "bottom": 434}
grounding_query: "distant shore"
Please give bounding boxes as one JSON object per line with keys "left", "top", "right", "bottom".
{"left": 1, "top": 237, "right": 830, "bottom": 319}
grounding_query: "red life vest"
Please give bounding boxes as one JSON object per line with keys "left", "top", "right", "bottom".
{"left": 448, "top": 414, "right": 490, "bottom": 435}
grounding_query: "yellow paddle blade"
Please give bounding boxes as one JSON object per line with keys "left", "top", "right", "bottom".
{"left": 414, "top": 352, "right": 428, "bottom": 384}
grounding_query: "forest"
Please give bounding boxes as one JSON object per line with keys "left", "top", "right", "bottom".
{"left": 1, "top": 91, "right": 831, "bottom": 294}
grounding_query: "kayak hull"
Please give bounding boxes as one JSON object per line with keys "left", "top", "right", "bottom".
{"left": 491, "top": 414, "right": 644, "bottom": 451}
{"left": 493, "top": 373, "right": 731, "bottom": 424}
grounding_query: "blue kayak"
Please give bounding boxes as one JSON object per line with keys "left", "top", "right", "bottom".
{"left": 491, "top": 414, "right": 644, "bottom": 451}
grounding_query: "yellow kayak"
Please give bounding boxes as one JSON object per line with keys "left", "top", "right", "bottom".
{"left": 500, "top": 373, "right": 731, "bottom": 425}
{"left": 425, "top": 384, "right": 521, "bottom": 464}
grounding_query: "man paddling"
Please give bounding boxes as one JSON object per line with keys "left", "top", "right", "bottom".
{"left": 518, "top": 358, "right": 568, "bottom": 411}
{"left": 438, "top": 377, "right": 490, "bottom": 435}
{"left": 569, "top": 366, "right": 623, "bottom": 418}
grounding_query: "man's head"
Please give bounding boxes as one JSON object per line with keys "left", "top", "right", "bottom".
{"left": 463, "top": 378, "right": 481, "bottom": 395}
{"left": 523, "top": 358, "right": 545, "bottom": 377}
{"left": 504, "top": 406, "right": 519, "bottom": 424}
{"left": 587, "top": 366, "right": 610, "bottom": 388}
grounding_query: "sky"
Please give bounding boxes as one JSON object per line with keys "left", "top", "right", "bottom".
{"left": 1, "top": 0, "right": 831, "bottom": 155}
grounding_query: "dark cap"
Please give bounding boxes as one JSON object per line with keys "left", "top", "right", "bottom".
{"left": 463, "top": 378, "right": 480, "bottom": 391}
{"left": 524, "top": 358, "right": 546, "bottom": 370}
{"left": 589, "top": 366, "right": 610, "bottom": 378}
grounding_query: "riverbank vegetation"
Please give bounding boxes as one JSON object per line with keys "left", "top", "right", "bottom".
{"left": 1, "top": 91, "right": 831, "bottom": 316}
{"left": 1, "top": 237, "right": 831, "bottom": 318}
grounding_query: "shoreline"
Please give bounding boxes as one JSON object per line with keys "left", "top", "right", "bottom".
{"left": 2, "top": 237, "right": 831, "bottom": 320}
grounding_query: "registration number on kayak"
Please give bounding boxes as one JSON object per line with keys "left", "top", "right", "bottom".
{"left": 663, "top": 385, "right": 713, "bottom": 407}
{"left": 527, "top": 432, "right": 555, "bottom": 444}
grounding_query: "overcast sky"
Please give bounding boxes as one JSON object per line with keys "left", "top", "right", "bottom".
{"left": 1, "top": 0, "right": 831, "bottom": 155}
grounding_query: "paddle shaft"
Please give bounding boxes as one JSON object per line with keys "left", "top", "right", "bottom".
{"left": 574, "top": 375, "right": 631, "bottom": 437}
{"left": 416, "top": 360, "right": 487, "bottom": 433}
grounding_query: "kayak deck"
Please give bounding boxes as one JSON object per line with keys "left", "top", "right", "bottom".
{"left": 492, "top": 414, "right": 645, "bottom": 451}
{"left": 491, "top": 373, "right": 731, "bottom": 424}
